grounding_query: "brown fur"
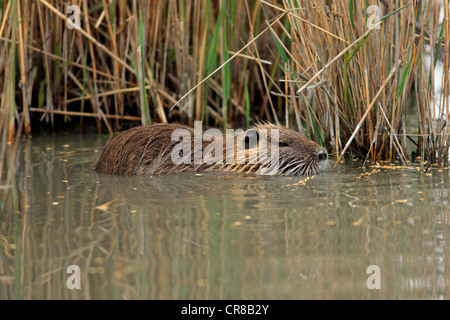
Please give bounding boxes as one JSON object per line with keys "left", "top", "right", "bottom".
{"left": 95, "top": 123, "right": 329, "bottom": 176}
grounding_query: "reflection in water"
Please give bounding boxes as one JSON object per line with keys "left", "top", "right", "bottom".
{"left": 0, "top": 134, "right": 449, "bottom": 299}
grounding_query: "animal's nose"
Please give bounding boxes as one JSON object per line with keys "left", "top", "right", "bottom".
{"left": 318, "top": 151, "right": 328, "bottom": 162}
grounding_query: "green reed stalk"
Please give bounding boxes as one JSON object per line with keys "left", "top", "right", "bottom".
{"left": 202, "top": 1, "right": 222, "bottom": 122}
{"left": 221, "top": 2, "right": 231, "bottom": 130}
{"left": 138, "top": 9, "right": 150, "bottom": 125}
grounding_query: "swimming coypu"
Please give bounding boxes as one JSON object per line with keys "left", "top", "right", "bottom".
{"left": 95, "top": 122, "right": 330, "bottom": 176}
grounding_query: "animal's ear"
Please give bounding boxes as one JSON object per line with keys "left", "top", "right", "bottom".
{"left": 244, "top": 129, "right": 259, "bottom": 149}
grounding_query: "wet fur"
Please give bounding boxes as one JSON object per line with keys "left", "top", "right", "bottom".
{"left": 95, "top": 123, "right": 330, "bottom": 176}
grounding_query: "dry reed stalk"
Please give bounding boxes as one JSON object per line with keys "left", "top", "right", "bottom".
{"left": 38, "top": 0, "right": 134, "bottom": 73}
{"left": 170, "top": 9, "right": 286, "bottom": 111}
{"left": 0, "top": 1, "right": 284, "bottom": 136}
{"left": 28, "top": 108, "right": 142, "bottom": 121}
{"left": 276, "top": 0, "right": 432, "bottom": 164}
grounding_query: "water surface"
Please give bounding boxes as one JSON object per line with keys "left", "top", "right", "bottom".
{"left": 0, "top": 134, "right": 449, "bottom": 299}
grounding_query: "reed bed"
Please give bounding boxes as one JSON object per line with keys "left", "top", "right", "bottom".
{"left": 0, "top": 0, "right": 449, "bottom": 174}
{"left": 277, "top": 0, "right": 449, "bottom": 166}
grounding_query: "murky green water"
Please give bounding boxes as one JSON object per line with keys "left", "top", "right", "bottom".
{"left": 0, "top": 133, "right": 449, "bottom": 300}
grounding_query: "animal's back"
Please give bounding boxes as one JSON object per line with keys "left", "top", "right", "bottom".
{"left": 95, "top": 123, "right": 198, "bottom": 175}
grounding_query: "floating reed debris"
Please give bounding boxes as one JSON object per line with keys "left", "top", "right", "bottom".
{"left": 0, "top": 0, "right": 449, "bottom": 173}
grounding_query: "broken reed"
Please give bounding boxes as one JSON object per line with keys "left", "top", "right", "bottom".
{"left": 0, "top": 0, "right": 449, "bottom": 168}
{"left": 0, "top": 0, "right": 276, "bottom": 137}
{"left": 276, "top": 0, "right": 449, "bottom": 165}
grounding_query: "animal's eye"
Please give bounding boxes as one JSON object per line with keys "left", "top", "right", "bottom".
{"left": 244, "top": 129, "right": 259, "bottom": 149}
{"left": 278, "top": 142, "right": 289, "bottom": 147}
{"left": 318, "top": 152, "right": 328, "bottom": 162}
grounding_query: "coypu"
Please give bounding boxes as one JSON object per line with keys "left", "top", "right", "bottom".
{"left": 95, "top": 122, "right": 330, "bottom": 176}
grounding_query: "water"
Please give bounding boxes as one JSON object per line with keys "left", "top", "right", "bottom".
{"left": 0, "top": 133, "right": 449, "bottom": 300}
